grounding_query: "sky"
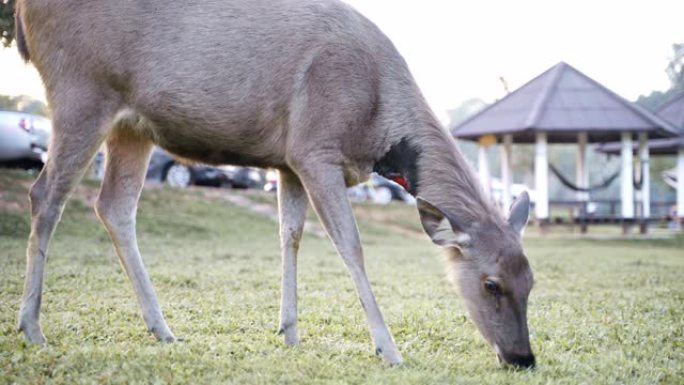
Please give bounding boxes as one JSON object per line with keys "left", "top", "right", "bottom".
{"left": 1, "top": 0, "right": 682, "bottom": 124}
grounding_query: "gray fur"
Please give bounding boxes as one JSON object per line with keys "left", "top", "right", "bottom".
{"left": 16, "top": 0, "right": 534, "bottom": 367}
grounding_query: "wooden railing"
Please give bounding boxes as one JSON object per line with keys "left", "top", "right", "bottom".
{"left": 533, "top": 200, "right": 679, "bottom": 233}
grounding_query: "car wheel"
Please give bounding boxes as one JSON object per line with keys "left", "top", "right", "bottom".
{"left": 165, "top": 163, "right": 193, "bottom": 188}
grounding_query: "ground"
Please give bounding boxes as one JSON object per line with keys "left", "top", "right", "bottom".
{"left": 0, "top": 168, "right": 682, "bottom": 384}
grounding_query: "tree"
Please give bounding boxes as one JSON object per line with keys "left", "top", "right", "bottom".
{"left": 634, "top": 43, "right": 683, "bottom": 204}
{"left": 0, "top": 0, "right": 15, "bottom": 47}
{"left": 0, "top": 94, "right": 49, "bottom": 117}
{"left": 0, "top": 94, "right": 15, "bottom": 110}
{"left": 665, "top": 43, "right": 684, "bottom": 92}
{"left": 447, "top": 98, "right": 487, "bottom": 129}
{"left": 636, "top": 43, "right": 684, "bottom": 109}
{"left": 447, "top": 98, "right": 488, "bottom": 168}
{"left": 20, "top": 99, "right": 49, "bottom": 116}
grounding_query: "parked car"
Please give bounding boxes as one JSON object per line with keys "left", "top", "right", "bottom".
{"left": 146, "top": 147, "right": 228, "bottom": 188}
{"left": 146, "top": 147, "right": 265, "bottom": 189}
{"left": 0, "top": 110, "right": 51, "bottom": 168}
{"left": 263, "top": 169, "right": 279, "bottom": 192}
{"left": 347, "top": 174, "right": 415, "bottom": 204}
{"left": 220, "top": 165, "right": 264, "bottom": 189}
{"left": 370, "top": 174, "right": 415, "bottom": 203}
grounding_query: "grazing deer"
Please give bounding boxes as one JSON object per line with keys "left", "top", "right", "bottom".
{"left": 15, "top": 0, "right": 535, "bottom": 367}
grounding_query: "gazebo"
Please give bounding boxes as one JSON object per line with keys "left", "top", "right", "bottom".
{"left": 597, "top": 92, "right": 684, "bottom": 226}
{"left": 451, "top": 62, "right": 678, "bottom": 231}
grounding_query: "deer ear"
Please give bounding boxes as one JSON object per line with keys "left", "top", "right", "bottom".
{"left": 508, "top": 191, "right": 530, "bottom": 235}
{"left": 417, "top": 197, "right": 470, "bottom": 248}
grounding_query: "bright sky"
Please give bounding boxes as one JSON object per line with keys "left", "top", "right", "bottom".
{"left": 1, "top": 0, "right": 682, "bottom": 124}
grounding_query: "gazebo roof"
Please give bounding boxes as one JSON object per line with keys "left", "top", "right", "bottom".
{"left": 658, "top": 92, "right": 684, "bottom": 130}
{"left": 451, "top": 62, "right": 679, "bottom": 143}
{"left": 597, "top": 92, "right": 684, "bottom": 156}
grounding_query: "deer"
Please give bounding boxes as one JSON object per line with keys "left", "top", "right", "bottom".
{"left": 14, "top": 0, "right": 535, "bottom": 368}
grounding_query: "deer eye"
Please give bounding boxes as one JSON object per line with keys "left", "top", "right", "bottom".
{"left": 484, "top": 279, "right": 501, "bottom": 295}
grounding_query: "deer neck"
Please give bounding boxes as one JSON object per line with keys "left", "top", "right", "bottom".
{"left": 373, "top": 125, "right": 502, "bottom": 226}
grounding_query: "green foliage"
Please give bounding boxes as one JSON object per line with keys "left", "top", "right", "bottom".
{"left": 447, "top": 98, "right": 488, "bottom": 129}
{"left": 446, "top": 98, "right": 489, "bottom": 173}
{"left": 0, "top": 94, "right": 49, "bottom": 116}
{"left": 0, "top": 169, "right": 683, "bottom": 384}
{"left": 0, "top": 94, "right": 16, "bottom": 110}
{"left": 0, "top": 0, "right": 15, "bottom": 47}
{"left": 665, "top": 43, "right": 684, "bottom": 92}
{"left": 636, "top": 90, "right": 670, "bottom": 111}
{"left": 637, "top": 43, "right": 684, "bottom": 110}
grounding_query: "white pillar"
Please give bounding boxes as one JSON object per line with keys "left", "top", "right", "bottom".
{"left": 478, "top": 143, "right": 491, "bottom": 196}
{"left": 677, "top": 146, "right": 684, "bottom": 221}
{"left": 638, "top": 133, "right": 650, "bottom": 219}
{"left": 621, "top": 132, "right": 635, "bottom": 218}
{"left": 500, "top": 134, "right": 513, "bottom": 210}
{"left": 535, "top": 132, "right": 549, "bottom": 220}
{"left": 576, "top": 132, "right": 589, "bottom": 202}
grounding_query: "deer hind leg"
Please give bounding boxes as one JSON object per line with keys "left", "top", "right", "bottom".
{"left": 276, "top": 170, "right": 308, "bottom": 346}
{"left": 18, "top": 94, "right": 116, "bottom": 344}
{"left": 293, "top": 161, "right": 403, "bottom": 365}
{"left": 95, "top": 124, "right": 175, "bottom": 342}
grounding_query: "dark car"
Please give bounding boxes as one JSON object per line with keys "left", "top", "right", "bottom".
{"left": 146, "top": 147, "right": 228, "bottom": 188}
{"left": 219, "top": 165, "right": 264, "bottom": 189}
{"left": 145, "top": 147, "right": 265, "bottom": 189}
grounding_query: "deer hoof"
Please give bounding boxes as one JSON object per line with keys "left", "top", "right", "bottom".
{"left": 376, "top": 345, "right": 404, "bottom": 366}
{"left": 18, "top": 322, "right": 47, "bottom": 346}
{"left": 150, "top": 325, "right": 176, "bottom": 343}
{"left": 277, "top": 326, "right": 299, "bottom": 346}
{"left": 159, "top": 334, "right": 176, "bottom": 343}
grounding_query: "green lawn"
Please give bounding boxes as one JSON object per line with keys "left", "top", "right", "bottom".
{"left": 0, "top": 169, "right": 682, "bottom": 384}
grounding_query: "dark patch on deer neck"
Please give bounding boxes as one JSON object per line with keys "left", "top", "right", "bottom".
{"left": 373, "top": 138, "right": 420, "bottom": 195}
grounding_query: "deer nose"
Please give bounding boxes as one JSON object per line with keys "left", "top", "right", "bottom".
{"left": 503, "top": 352, "right": 536, "bottom": 369}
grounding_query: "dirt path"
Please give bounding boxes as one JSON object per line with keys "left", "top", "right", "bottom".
{"left": 196, "top": 187, "right": 429, "bottom": 241}
{"left": 195, "top": 188, "right": 329, "bottom": 238}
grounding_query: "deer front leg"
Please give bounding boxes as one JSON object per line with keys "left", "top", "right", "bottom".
{"left": 18, "top": 93, "right": 115, "bottom": 344}
{"left": 276, "top": 170, "right": 308, "bottom": 345}
{"left": 295, "top": 162, "right": 403, "bottom": 365}
{"left": 95, "top": 129, "right": 175, "bottom": 342}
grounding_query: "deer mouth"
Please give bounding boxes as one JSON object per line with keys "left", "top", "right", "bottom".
{"left": 494, "top": 344, "right": 536, "bottom": 369}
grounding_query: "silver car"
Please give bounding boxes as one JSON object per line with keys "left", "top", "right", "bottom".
{"left": 0, "top": 110, "right": 52, "bottom": 167}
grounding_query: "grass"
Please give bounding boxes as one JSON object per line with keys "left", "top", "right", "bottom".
{"left": 1, "top": 168, "right": 683, "bottom": 384}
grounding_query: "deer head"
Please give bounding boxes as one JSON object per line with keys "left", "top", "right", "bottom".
{"left": 418, "top": 192, "right": 535, "bottom": 368}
